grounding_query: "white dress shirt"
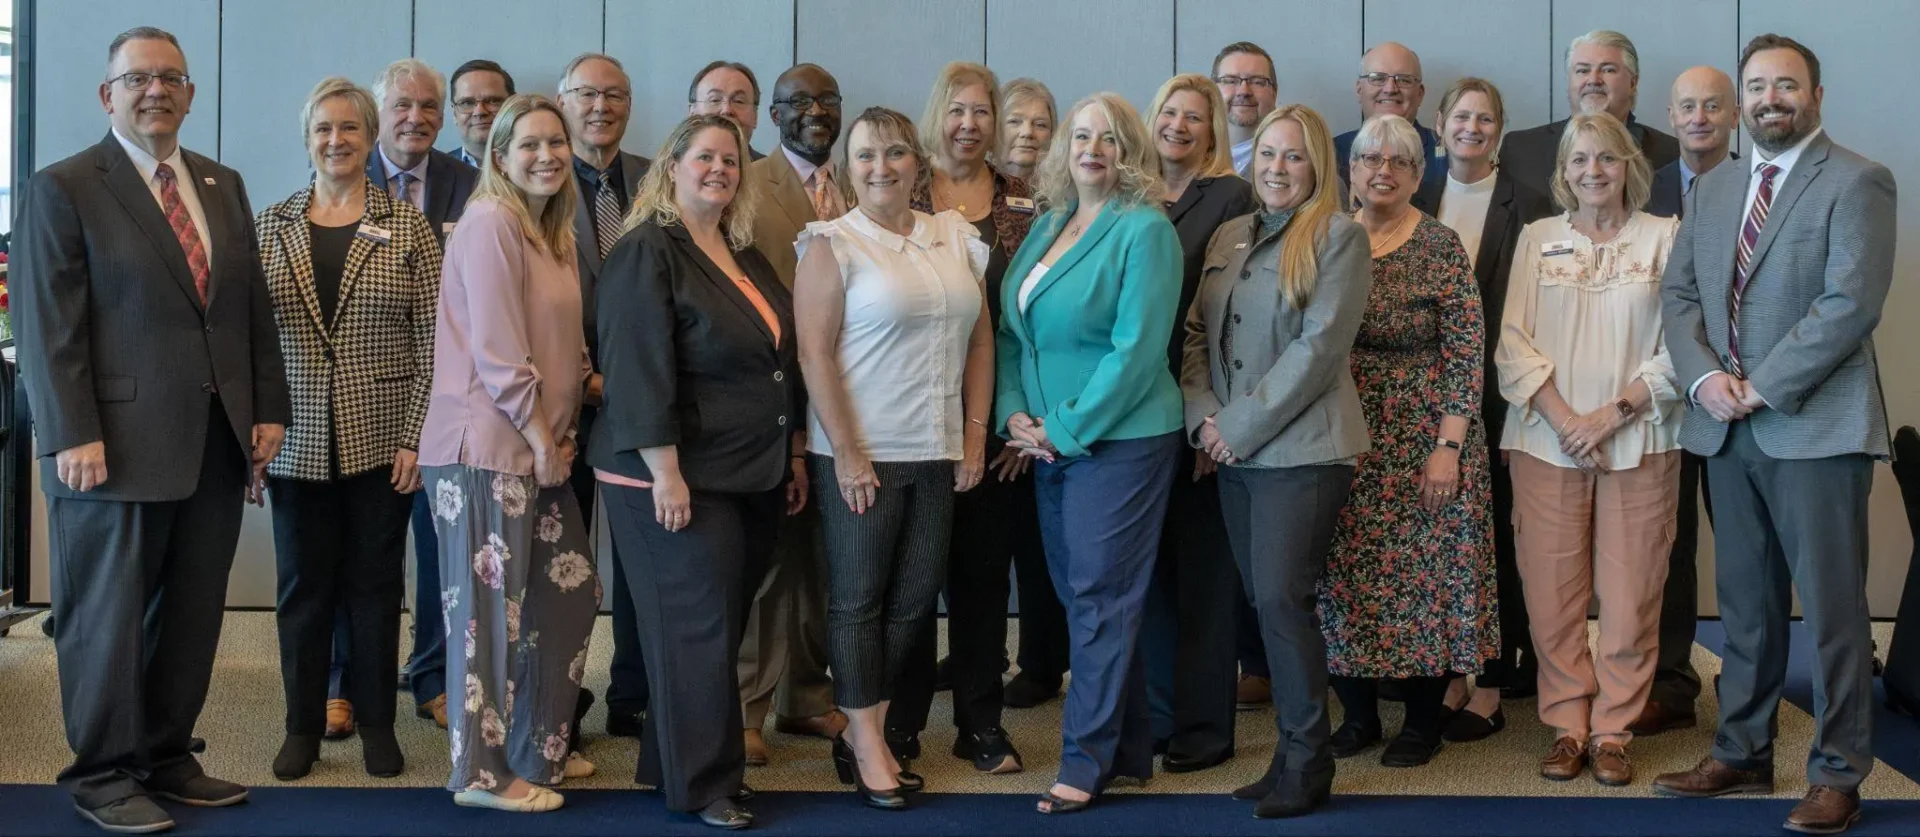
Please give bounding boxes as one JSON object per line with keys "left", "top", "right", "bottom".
{"left": 801, "top": 209, "right": 990, "bottom": 462}
{"left": 1438, "top": 171, "right": 1497, "bottom": 272}
{"left": 1231, "top": 138, "right": 1254, "bottom": 175}
{"left": 112, "top": 127, "right": 212, "bottom": 275}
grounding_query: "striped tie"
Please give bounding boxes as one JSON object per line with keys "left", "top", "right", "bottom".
{"left": 1728, "top": 163, "right": 1780, "bottom": 378}
{"left": 154, "top": 164, "right": 209, "bottom": 303}
{"left": 594, "top": 168, "right": 623, "bottom": 259}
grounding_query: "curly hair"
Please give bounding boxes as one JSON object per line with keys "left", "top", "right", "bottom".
{"left": 1034, "top": 92, "right": 1165, "bottom": 210}
{"left": 623, "top": 114, "right": 758, "bottom": 250}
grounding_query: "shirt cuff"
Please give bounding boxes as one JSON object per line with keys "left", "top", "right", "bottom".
{"left": 1686, "top": 370, "right": 1727, "bottom": 405}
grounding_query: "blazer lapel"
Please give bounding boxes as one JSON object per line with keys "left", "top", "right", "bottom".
{"left": 1166, "top": 179, "right": 1204, "bottom": 226}
{"left": 1475, "top": 174, "right": 1515, "bottom": 290}
{"left": 767, "top": 150, "right": 816, "bottom": 228}
{"left": 572, "top": 174, "right": 603, "bottom": 280}
{"left": 673, "top": 225, "right": 777, "bottom": 349}
{"left": 619, "top": 152, "right": 647, "bottom": 201}
{"left": 273, "top": 185, "right": 330, "bottom": 340}
{"left": 96, "top": 136, "right": 203, "bottom": 310}
{"left": 333, "top": 182, "right": 394, "bottom": 323}
{"left": 1024, "top": 202, "right": 1120, "bottom": 309}
{"left": 182, "top": 151, "right": 234, "bottom": 308}
{"left": 1743, "top": 134, "right": 1829, "bottom": 279}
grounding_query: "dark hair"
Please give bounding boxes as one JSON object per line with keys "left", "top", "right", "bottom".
{"left": 689, "top": 60, "right": 760, "bottom": 104}
{"left": 1211, "top": 41, "right": 1274, "bottom": 80}
{"left": 107, "top": 26, "right": 182, "bottom": 66}
{"left": 450, "top": 59, "right": 516, "bottom": 98}
{"left": 1739, "top": 33, "right": 1820, "bottom": 90}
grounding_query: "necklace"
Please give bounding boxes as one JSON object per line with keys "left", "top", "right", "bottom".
{"left": 1367, "top": 209, "right": 1418, "bottom": 258}
{"left": 937, "top": 169, "right": 991, "bottom": 215}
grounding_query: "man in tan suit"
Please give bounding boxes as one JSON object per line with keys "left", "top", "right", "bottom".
{"left": 737, "top": 63, "right": 848, "bottom": 765}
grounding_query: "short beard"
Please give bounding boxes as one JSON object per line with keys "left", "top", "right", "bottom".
{"left": 1746, "top": 109, "right": 1815, "bottom": 154}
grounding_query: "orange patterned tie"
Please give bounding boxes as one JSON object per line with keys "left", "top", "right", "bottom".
{"left": 154, "top": 163, "right": 209, "bottom": 303}
{"left": 811, "top": 164, "right": 840, "bottom": 221}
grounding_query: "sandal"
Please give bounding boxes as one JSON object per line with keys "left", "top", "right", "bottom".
{"left": 1036, "top": 791, "right": 1092, "bottom": 814}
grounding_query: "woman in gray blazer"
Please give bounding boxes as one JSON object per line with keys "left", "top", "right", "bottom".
{"left": 1180, "top": 103, "right": 1370, "bottom": 820}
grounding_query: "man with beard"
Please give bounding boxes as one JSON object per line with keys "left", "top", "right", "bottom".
{"left": 1499, "top": 29, "right": 1679, "bottom": 197}
{"left": 1654, "top": 34, "right": 1894, "bottom": 836}
{"left": 1210, "top": 41, "right": 1277, "bottom": 179}
{"left": 738, "top": 63, "right": 848, "bottom": 766}
{"left": 1333, "top": 42, "right": 1445, "bottom": 210}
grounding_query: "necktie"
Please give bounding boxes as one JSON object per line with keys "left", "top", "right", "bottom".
{"left": 393, "top": 171, "right": 419, "bottom": 211}
{"left": 154, "top": 163, "right": 209, "bottom": 304}
{"left": 811, "top": 164, "right": 840, "bottom": 221}
{"left": 1728, "top": 162, "right": 1780, "bottom": 378}
{"left": 595, "top": 168, "right": 624, "bottom": 259}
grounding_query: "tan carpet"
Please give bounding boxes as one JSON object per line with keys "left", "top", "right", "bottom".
{"left": 0, "top": 613, "right": 1911, "bottom": 800}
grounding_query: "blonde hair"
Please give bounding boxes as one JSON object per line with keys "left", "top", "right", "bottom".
{"left": 1000, "top": 78, "right": 1056, "bottom": 127}
{"left": 1252, "top": 105, "right": 1342, "bottom": 310}
{"left": 835, "top": 107, "right": 933, "bottom": 212}
{"left": 920, "top": 61, "right": 1001, "bottom": 163}
{"left": 1433, "top": 77, "right": 1507, "bottom": 159}
{"left": 624, "top": 114, "right": 758, "bottom": 250}
{"left": 470, "top": 94, "right": 578, "bottom": 260}
{"left": 300, "top": 76, "right": 378, "bottom": 145}
{"left": 1549, "top": 111, "right": 1652, "bottom": 213}
{"left": 1035, "top": 92, "right": 1165, "bottom": 210}
{"left": 1146, "top": 73, "right": 1237, "bottom": 179}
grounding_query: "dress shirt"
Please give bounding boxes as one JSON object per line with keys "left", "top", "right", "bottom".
{"left": 455, "top": 147, "right": 482, "bottom": 169}
{"left": 380, "top": 146, "right": 428, "bottom": 212}
{"left": 1497, "top": 211, "right": 1682, "bottom": 470}
{"left": 573, "top": 155, "right": 628, "bottom": 209}
{"left": 1231, "top": 138, "right": 1254, "bottom": 176}
{"left": 1678, "top": 157, "right": 1699, "bottom": 198}
{"left": 803, "top": 209, "right": 988, "bottom": 462}
{"left": 1438, "top": 171, "right": 1496, "bottom": 272}
{"left": 418, "top": 199, "right": 588, "bottom": 475}
{"left": 783, "top": 144, "right": 823, "bottom": 190}
{"left": 111, "top": 127, "right": 212, "bottom": 274}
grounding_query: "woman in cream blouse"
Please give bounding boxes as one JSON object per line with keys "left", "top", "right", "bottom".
{"left": 1494, "top": 111, "right": 1681, "bottom": 789}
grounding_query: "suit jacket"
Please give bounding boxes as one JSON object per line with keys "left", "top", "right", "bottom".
{"left": 1182, "top": 212, "right": 1373, "bottom": 468}
{"left": 364, "top": 146, "right": 477, "bottom": 246}
{"left": 747, "top": 147, "right": 823, "bottom": 288}
{"left": 1500, "top": 115, "right": 1679, "bottom": 201}
{"left": 1646, "top": 152, "right": 1739, "bottom": 220}
{"left": 1468, "top": 170, "right": 1553, "bottom": 434}
{"left": 1166, "top": 175, "right": 1258, "bottom": 373}
{"left": 570, "top": 150, "right": 651, "bottom": 367}
{"left": 994, "top": 201, "right": 1185, "bottom": 458}
{"left": 14, "top": 133, "right": 291, "bottom": 502}
{"left": 1335, "top": 122, "right": 1446, "bottom": 215}
{"left": 1659, "top": 131, "right": 1896, "bottom": 460}
{"left": 254, "top": 179, "right": 442, "bottom": 481}
{"left": 589, "top": 219, "right": 803, "bottom": 494}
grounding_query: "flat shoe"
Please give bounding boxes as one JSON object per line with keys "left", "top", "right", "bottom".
{"left": 1037, "top": 791, "right": 1092, "bottom": 814}
{"left": 696, "top": 797, "right": 754, "bottom": 829}
{"left": 1441, "top": 706, "right": 1506, "bottom": 742}
{"left": 453, "top": 786, "right": 565, "bottom": 812}
{"left": 563, "top": 751, "right": 595, "bottom": 779}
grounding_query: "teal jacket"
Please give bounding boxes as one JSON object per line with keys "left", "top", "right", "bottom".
{"left": 994, "top": 200, "right": 1184, "bottom": 458}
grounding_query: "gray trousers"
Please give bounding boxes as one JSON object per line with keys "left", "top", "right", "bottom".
{"left": 1707, "top": 421, "right": 1875, "bottom": 790}
{"left": 426, "top": 464, "right": 600, "bottom": 792}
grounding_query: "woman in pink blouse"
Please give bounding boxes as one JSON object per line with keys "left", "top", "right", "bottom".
{"left": 418, "top": 94, "right": 598, "bottom": 814}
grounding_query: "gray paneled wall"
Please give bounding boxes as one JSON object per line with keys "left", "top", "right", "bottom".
{"left": 24, "top": 0, "right": 1919, "bottom": 615}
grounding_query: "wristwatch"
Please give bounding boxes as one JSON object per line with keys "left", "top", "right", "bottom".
{"left": 1615, "top": 398, "right": 1635, "bottom": 419}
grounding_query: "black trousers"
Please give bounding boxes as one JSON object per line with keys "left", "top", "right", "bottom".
{"left": 1478, "top": 438, "right": 1535, "bottom": 691}
{"left": 48, "top": 402, "right": 250, "bottom": 807}
{"left": 1649, "top": 451, "right": 1712, "bottom": 707}
{"left": 1144, "top": 463, "right": 1240, "bottom": 761}
{"left": 576, "top": 417, "right": 653, "bottom": 720}
{"left": 268, "top": 467, "right": 411, "bottom": 733}
{"left": 605, "top": 482, "right": 778, "bottom": 812}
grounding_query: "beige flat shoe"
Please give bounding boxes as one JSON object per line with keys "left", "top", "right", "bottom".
{"left": 563, "top": 752, "right": 595, "bottom": 779}
{"left": 453, "top": 786, "right": 564, "bottom": 812}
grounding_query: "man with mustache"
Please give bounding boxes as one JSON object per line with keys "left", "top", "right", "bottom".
{"left": 1655, "top": 34, "right": 1895, "bottom": 836}
{"left": 448, "top": 59, "right": 515, "bottom": 169}
{"left": 1210, "top": 41, "right": 1277, "bottom": 179}
{"left": 1499, "top": 29, "right": 1680, "bottom": 199}
{"left": 1333, "top": 42, "right": 1446, "bottom": 211}
{"left": 1633, "top": 65, "right": 1738, "bottom": 740}
{"left": 738, "top": 63, "right": 850, "bottom": 766}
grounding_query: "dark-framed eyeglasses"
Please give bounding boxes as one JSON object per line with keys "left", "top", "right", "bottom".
{"left": 1355, "top": 152, "right": 1417, "bottom": 173}
{"left": 563, "top": 86, "right": 631, "bottom": 106}
{"left": 110, "top": 71, "right": 190, "bottom": 91}
{"left": 452, "top": 95, "right": 508, "bottom": 114}
{"left": 1213, "top": 74, "right": 1275, "bottom": 91}
{"left": 1360, "top": 72, "right": 1421, "bottom": 88}
{"left": 773, "top": 93, "right": 843, "bottom": 112}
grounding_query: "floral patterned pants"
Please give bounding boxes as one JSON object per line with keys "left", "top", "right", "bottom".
{"left": 425, "top": 464, "right": 601, "bottom": 792}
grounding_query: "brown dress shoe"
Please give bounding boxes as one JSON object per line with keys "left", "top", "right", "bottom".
{"left": 1589, "top": 741, "right": 1632, "bottom": 787}
{"left": 1539, "top": 736, "right": 1586, "bottom": 781}
{"left": 416, "top": 693, "right": 448, "bottom": 729}
{"left": 773, "top": 710, "right": 848, "bottom": 740}
{"left": 1784, "top": 785, "right": 1861, "bottom": 834}
{"left": 325, "top": 699, "right": 355, "bottom": 740}
{"left": 743, "top": 729, "right": 770, "bottom": 766}
{"left": 1236, "top": 674, "right": 1272, "bottom": 710}
{"left": 1652, "top": 756, "right": 1773, "bottom": 798}
{"left": 1627, "top": 699, "right": 1697, "bottom": 736}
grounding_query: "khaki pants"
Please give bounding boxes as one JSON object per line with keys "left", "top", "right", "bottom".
{"left": 1509, "top": 451, "right": 1679, "bottom": 745}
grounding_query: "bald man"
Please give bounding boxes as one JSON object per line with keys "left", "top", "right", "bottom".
{"left": 1648, "top": 66, "right": 1738, "bottom": 218}
{"left": 1333, "top": 42, "right": 1446, "bottom": 211}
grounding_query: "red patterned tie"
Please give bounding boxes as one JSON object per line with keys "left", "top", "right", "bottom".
{"left": 1727, "top": 163, "right": 1779, "bottom": 378}
{"left": 154, "top": 163, "right": 210, "bottom": 304}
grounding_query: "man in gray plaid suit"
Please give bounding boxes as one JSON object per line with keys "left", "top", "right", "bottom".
{"left": 1655, "top": 34, "right": 1895, "bottom": 836}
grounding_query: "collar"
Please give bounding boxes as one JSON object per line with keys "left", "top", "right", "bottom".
{"left": 573, "top": 154, "right": 616, "bottom": 183}
{"left": 379, "top": 145, "right": 428, "bottom": 183}
{"left": 782, "top": 144, "right": 824, "bottom": 185}
{"left": 1249, "top": 207, "right": 1296, "bottom": 250}
{"left": 1753, "top": 126, "right": 1824, "bottom": 175}
{"left": 112, "top": 126, "right": 187, "bottom": 183}
{"left": 455, "top": 147, "right": 482, "bottom": 168}
{"left": 845, "top": 206, "right": 935, "bottom": 252}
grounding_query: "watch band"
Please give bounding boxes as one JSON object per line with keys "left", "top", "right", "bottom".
{"left": 1434, "top": 437, "right": 1463, "bottom": 450}
{"left": 1615, "top": 398, "right": 1635, "bottom": 418}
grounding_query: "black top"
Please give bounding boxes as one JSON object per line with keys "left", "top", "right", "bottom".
{"left": 1164, "top": 175, "right": 1258, "bottom": 374}
{"left": 970, "top": 214, "right": 1011, "bottom": 319}
{"left": 1443, "top": 169, "right": 1553, "bottom": 436}
{"left": 308, "top": 219, "right": 359, "bottom": 326}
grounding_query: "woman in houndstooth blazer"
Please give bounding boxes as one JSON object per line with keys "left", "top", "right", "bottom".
{"left": 254, "top": 77, "right": 442, "bottom": 782}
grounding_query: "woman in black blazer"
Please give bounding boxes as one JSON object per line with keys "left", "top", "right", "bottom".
{"left": 1427, "top": 78, "right": 1553, "bottom": 743}
{"left": 1140, "top": 72, "right": 1258, "bottom": 774}
{"left": 591, "top": 114, "right": 806, "bottom": 831}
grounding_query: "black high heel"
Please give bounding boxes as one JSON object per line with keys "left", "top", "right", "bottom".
{"left": 833, "top": 735, "right": 907, "bottom": 810}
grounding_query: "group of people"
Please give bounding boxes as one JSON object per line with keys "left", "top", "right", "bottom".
{"left": 13, "top": 21, "right": 1894, "bottom": 837}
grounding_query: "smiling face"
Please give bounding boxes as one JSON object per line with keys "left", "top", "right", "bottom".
{"left": 1741, "top": 47, "right": 1822, "bottom": 154}
{"left": 672, "top": 125, "right": 743, "bottom": 216}
{"left": 1568, "top": 42, "right": 1637, "bottom": 120}
{"left": 1442, "top": 90, "right": 1500, "bottom": 167}
{"left": 378, "top": 73, "right": 444, "bottom": 163}
{"left": 1215, "top": 51, "right": 1276, "bottom": 129}
{"left": 691, "top": 66, "right": 758, "bottom": 135}
{"left": 1561, "top": 130, "right": 1627, "bottom": 212}
{"left": 1353, "top": 141, "right": 1417, "bottom": 212}
{"left": 772, "top": 66, "right": 842, "bottom": 158}
{"left": 1000, "top": 96, "right": 1053, "bottom": 171}
{"left": 1067, "top": 103, "right": 1120, "bottom": 196}
{"left": 560, "top": 58, "right": 631, "bottom": 155}
{"left": 1669, "top": 68, "right": 1737, "bottom": 159}
{"left": 307, "top": 95, "right": 371, "bottom": 180}
{"left": 1154, "top": 88, "right": 1214, "bottom": 169}
{"left": 1355, "top": 44, "right": 1424, "bottom": 121}
{"left": 452, "top": 70, "right": 511, "bottom": 151}
{"left": 498, "top": 109, "right": 572, "bottom": 201}
{"left": 847, "top": 119, "right": 918, "bottom": 215}
{"left": 941, "top": 82, "right": 994, "bottom": 166}
{"left": 101, "top": 37, "right": 195, "bottom": 147}
{"left": 1253, "top": 117, "right": 1315, "bottom": 213}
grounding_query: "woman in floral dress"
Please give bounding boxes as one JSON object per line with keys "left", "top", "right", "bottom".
{"left": 1320, "top": 114, "right": 1497, "bottom": 769}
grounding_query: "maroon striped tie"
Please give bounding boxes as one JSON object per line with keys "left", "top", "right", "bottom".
{"left": 1728, "top": 162, "right": 1780, "bottom": 378}
{"left": 155, "top": 163, "right": 210, "bottom": 304}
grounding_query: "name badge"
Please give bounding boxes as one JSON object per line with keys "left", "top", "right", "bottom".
{"left": 1006, "top": 196, "right": 1037, "bottom": 215}
{"left": 1432, "top": 144, "right": 1446, "bottom": 158}
{"left": 356, "top": 223, "right": 393, "bottom": 243}
{"left": 1541, "top": 239, "right": 1575, "bottom": 258}
{"left": 1234, "top": 242, "right": 1248, "bottom": 250}
{"left": 442, "top": 221, "right": 458, "bottom": 237}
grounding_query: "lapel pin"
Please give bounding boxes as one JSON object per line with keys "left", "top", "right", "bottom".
{"left": 202, "top": 177, "right": 216, "bottom": 185}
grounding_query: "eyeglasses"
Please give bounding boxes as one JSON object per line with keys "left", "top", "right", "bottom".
{"left": 773, "top": 94, "right": 843, "bottom": 112}
{"left": 563, "top": 86, "right": 631, "bottom": 106}
{"left": 1355, "top": 153, "right": 1417, "bottom": 173}
{"left": 110, "top": 71, "right": 190, "bottom": 91}
{"left": 1214, "top": 74, "right": 1275, "bottom": 91}
{"left": 452, "top": 96, "right": 508, "bottom": 115}
{"left": 694, "top": 94, "right": 756, "bottom": 109}
{"left": 1360, "top": 72, "right": 1421, "bottom": 88}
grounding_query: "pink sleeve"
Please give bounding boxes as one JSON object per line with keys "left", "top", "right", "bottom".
{"left": 451, "top": 203, "right": 544, "bottom": 429}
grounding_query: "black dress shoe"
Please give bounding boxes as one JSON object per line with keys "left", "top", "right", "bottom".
{"left": 1380, "top": 726, "right": 1444, "bottom": 768}
{"left": 1003, "top": 672, "right": 1062, "bottom": 708}
{"left": 272, "top": 734, "right": 322, "bottom": 781}
{"left": 1232, "top": 758, "right": 1280, "bottom": 802}
{"left": 74, "top": 795, "right": 175, "bottom": 834}
{"left": 607, "top": 709, "right": 646, "bottom": 739}
{"left": 360, "top": 727, "right": 404, "bottom": 778}
{"left": 1036, "top": 791, "right": 1092, "bottom": 814}
{"left": 1254, "top": 769, "right": 1334, "bottom": 819}
{"left": 148, "top": 774, "right": 249, "bottom": 807}
{"left": 953, "top": 727, "right": 1024, "bottom": 774}
{"left": 833, "top": 736, "right": 908, "bottom": 810}
{"left": 1440, "top": 706, "right": 1506, "bottom": 743}
{"left": 1499, "top": 680, "right": 1539, "bottom": 700}
{"left": 1328, "top": 722, "right": 1382, "bottom": 759}
{"left": 731, "top": 784, "right": 755, "bottom": 803}
{"left": 696, "top": 797, "right": 754, "bottom": 829}
{"left": 885, "top": 730, "right": 921, "bottom": 764}
{"left": 1162, "top": 749, "right": 1233, "bottom": 774}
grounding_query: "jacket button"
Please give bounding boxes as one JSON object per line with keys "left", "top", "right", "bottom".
{"left": 1233, "top": 314, "right": 1242, "bottom": 324}
{"left": 204, "top": 324, "right": 214, "bottom": 333}
{"left": 778, "top": 415, "right": 788, "bottom": 426}
{"left": 201, "top": 383, "right": 217, "bottom": 394}
{"left": 773, "top": 371, "right": 784, "bottom": 382}
{"left": 1232, "top": 360, "right": 1243, "bottom": 370}
{"left": 1239, "top": 270, "right": 1250, "bottom": 280}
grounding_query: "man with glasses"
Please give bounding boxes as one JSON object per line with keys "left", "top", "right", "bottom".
{"left": 556, "top": 51, "right": 653, "bottom": 740}
{"left": 1499, "top": 30, "right": 1680, "bottom": 199}
{"left": 689, "top": 59, "right": 764, "bottom": 160}
{"left": 1210, "top": 41, "right": 1278, "bottom": 179}
{"left": 1334, "top": 42, "right": 1446, "bottom": 211}
{"left": 448, "top": 59, "right": 515, "bottom": 168}
{"left": 15, "top": 26, "right": 289, "bottom": 833}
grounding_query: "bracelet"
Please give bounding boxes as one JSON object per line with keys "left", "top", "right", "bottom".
{"left": 967, "top": 417, "right": 988, "bottom": 428}
{"left": 1434, "top": 437, "right": 1462, "bottom": 451}
{"left": 1559, "top": 416, "right": 1575, "bottom": 433}
{"left": 791, "top": 455, "right": 805, "bottom": 462}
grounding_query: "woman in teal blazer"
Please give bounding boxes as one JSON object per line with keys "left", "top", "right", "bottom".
{"left": 993, "top": 92, "right": 1184, "bottom": 815}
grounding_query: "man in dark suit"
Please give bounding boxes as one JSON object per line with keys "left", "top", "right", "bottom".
{"left": 1654, "top": 35, "right": 1895, "bottom": 835}
{"left": 448, "top": 59, "right": 515, "bottom": 169}
{"left": 689, "top": 60, "right": 766, "bottom": 161}
{"left": 557, "top": 51, "right": 654, "bottom": 738}
{"left": 1333, "top": 42, "right": 1445, "bottom": 213}
{"left": 1500, "top": 29, "right": 1680, "bottom": 198}
{"left": 1634, "top": 64, "right": 1737, "bottom": 738}
{"left": 13, "top": 27, "right": 290, "bottom": 833}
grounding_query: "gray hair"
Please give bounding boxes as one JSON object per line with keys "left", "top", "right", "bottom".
{"left": 1567, "top": 29, "right": 1640, "bottom": 78}
{"left": 1001, "top": 77, "right": 1057, "bottom": 125}
{"left": 107, "top": 26, "right": 184, "bottom": 71}
{"left": 559, "top": 52, "right": 627, "bottom": 92}
{"left": 1348, "top": 113, "right": 1426, "bottom": 182}
{"left": 372, "top": 58, "right": 445, "bottom": 106}
{"left": 300, "top": 76, "right": 379, "bottom": 143}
